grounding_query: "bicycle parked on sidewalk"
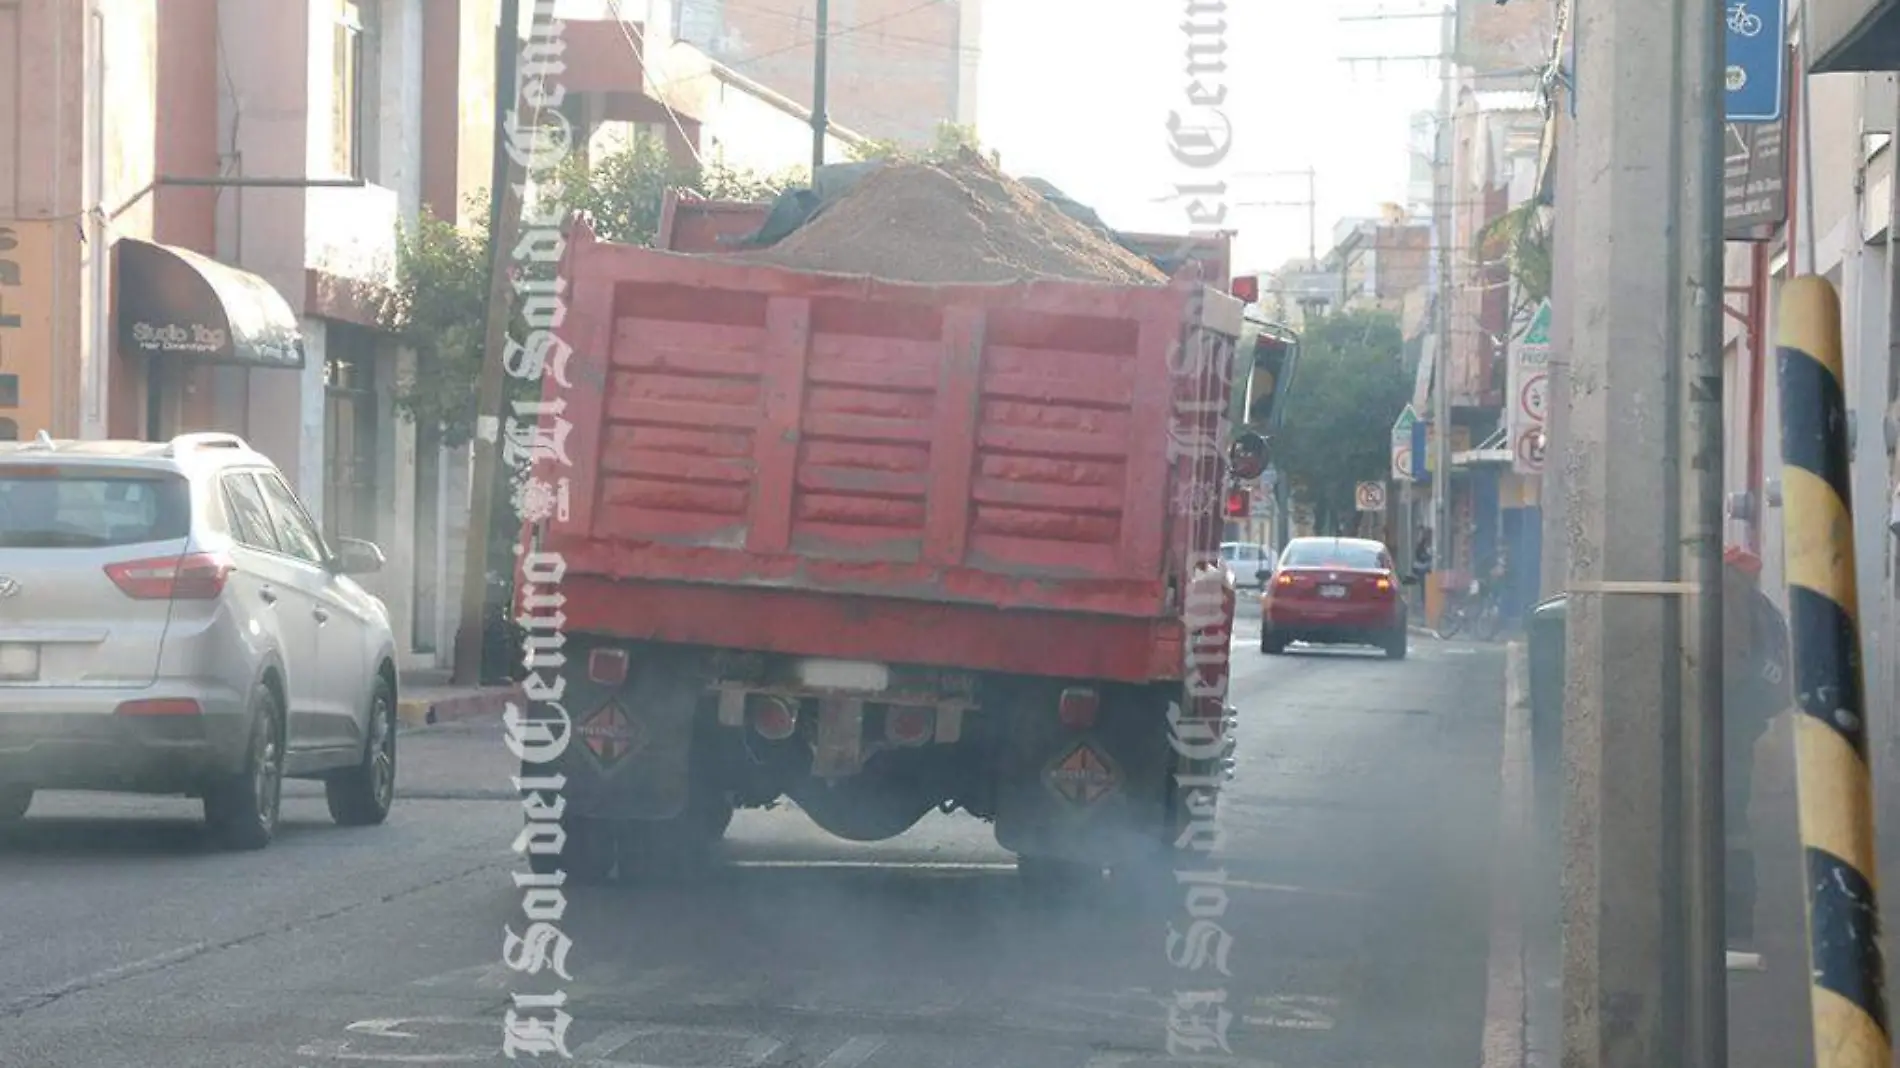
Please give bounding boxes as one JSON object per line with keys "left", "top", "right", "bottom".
{"left": 1437, "top": 578, "right": 1506, "bottom": 641}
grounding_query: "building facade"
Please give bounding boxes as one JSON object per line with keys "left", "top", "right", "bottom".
{"left": 672, "top": 0, "right": 981, "bottom": 146}
{"left": 2, "top": 0, "right": 873, "bottom": 675}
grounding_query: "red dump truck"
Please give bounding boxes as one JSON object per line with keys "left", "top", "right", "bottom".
{"left": 512, "top": 207, "right": 1266, "bottom": 885}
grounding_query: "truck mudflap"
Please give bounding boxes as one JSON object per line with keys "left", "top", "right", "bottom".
{"left": 523, "top": 643, "right": 702, "bottom": 821}
{"left": 991, "top": 682, "right": 1177, "bottom": 866}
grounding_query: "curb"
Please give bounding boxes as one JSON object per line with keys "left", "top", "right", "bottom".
{"left": 1481, "top": 641, "right": 1532, "bottom": 1068}
{"left": 396, "top": 685, "right": 522, "bottom": 729}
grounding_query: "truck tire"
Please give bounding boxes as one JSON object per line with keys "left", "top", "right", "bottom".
{"left": 615, "top": 783, "right": 734, "bottom": 881}
{"left": 527, "top": 812, "right": 616, "bottom": 884}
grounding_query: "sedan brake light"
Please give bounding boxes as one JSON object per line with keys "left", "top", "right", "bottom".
{"left": 105, "top": 552, "right": 232, "bottom": 600}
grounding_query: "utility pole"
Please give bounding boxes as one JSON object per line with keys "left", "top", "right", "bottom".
{"left": 1429, "top": 3, "right": 1453, "bottom": 623}
{"left": 811, "top": 0, "right": 830, "bottom": 172}
{"left": 451, "top": 0, "right": 526, "bottom": 686}
{"left": 1560, "top": 1, "right": 1726, "bottom": 1067}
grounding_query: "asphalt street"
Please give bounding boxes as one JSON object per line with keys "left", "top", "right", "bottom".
{"left": 0, "top": 622, "right": 1507, "bottom": 1068}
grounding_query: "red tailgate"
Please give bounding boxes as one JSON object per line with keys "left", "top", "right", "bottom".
{"left": 542, "top": 221, "right": 1232, "bottom": 622}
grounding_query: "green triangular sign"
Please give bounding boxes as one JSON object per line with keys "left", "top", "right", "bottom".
{"left": 1522, "top": 301, "right": 1551, "bottom": 345}
{"left": 1392, "top": 405, "right": 1418, "bottom": 433}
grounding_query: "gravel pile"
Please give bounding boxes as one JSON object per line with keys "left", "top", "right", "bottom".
{"left": 741, "top": 150, "right": 1169, "bottom": 285}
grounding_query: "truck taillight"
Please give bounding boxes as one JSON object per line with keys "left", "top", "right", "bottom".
{"left": 588, "top": 648, "right": 630, "bottom": 686}
{"left": 105, "top": 553, "right": 231, "bottom": 600}
{"left": 886, "top": 708, "right": 933, "bottom": 746}
{"left": 1058, "top": 687, "right": 1099, "bottom": 729}
{"left": 748, "top": 695, "right": 799, "bottom": 741}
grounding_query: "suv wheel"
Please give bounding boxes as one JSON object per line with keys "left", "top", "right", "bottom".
{"left": 205, "top": 683, "right": 285, "bottom": 850}
{"left": 327, "top": 675, "right": 398, "bottom": 827}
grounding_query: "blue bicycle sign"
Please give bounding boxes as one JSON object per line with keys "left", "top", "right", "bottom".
{"left": 1725, "top": 0, "right": 1785, "bottom": 122}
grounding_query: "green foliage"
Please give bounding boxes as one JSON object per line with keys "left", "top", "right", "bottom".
{"left": 379, "top": 198, "right": 491, "bottom": 447}
{"left": 1478, "top": 201, "right": 1552, "bottom": 317}
{"left": 1270, "top": 309, "right": 1413, "bottom": 534}
{"left": 378, "top": 133, "right": 796, "bottom": 444}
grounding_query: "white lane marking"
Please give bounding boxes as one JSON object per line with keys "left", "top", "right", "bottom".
{"left": 574, "top": 1026, "right": 649, "bottom": 1058}
{"left": 1243, "top": 994, "right": 1339, "bottom": 1031}
{"left": 813, "top": 1034, "right": 888, "bottom": 1068}
{"left": 1084, "top": 1054, "right": 1283, "bottom": 1068}
{"left": 1218, "top": 878, "right": 1371, "bottom": 899}
{"left": 727, "top": 860, "right": 1015, "bottom": 871}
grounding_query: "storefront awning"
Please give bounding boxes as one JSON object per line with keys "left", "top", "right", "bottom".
{"left": 116, "top": 239, "right": 304, "bottom": 370}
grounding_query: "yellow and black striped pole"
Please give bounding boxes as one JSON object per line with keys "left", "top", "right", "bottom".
{"left": 1777, "top": 275, "right": 1890, "bottom": 1068}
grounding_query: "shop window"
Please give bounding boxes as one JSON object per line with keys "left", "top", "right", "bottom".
{"left": 0, "top": 418, "right": 15, "bottom": 441}
{"left": 0, "top": 373, "right": 17, "bottom": 407}
{"left": 333, "top": 0, "right": 381, "bottom": 180}
{"left": 324, "top": 332, "right": 381, "bottom": 545}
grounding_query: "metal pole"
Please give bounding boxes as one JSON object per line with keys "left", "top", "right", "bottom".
{"left": 1676, "top": 0, "right": 1729, "bottom": 1060}
{"left": 811, "top": 0, "right": 829, "bottom": 172}
{"left": 1560, "top": 0, "right": 1718, "bottom": 1060}
{"left": 1308, "top": 167, "right": 1318, "bottom": 264}
{"left": 1776, "top": 276, "right": 1892, "bottom": 1068}
{"left": 451, "top": 0, "right": 525, "bottom": 685}
{"left": 1429, "top": 4, "right": 1452, "bottom": 627}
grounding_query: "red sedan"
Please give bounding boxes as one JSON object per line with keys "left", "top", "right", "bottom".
{"left": 1260, "top": 536, "right": 1408, "bottom": 659}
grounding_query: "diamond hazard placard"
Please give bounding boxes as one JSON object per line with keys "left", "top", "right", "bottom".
{"left": 578, "top": 703, "right": 640, "bottom": 765}
{"left": 1046, "top": 742, "right": 1119, "bottom": 805}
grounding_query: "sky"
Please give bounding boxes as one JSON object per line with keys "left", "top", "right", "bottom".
{"left": 975, "top": 0, "right": 1446, "bottom": 276}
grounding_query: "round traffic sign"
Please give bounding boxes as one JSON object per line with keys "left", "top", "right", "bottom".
{"left": 1519, "top": 372, "right": 1549, "bottom": 422}
{"left": 1515, "top": 427, "right": 1546, "bottom": 472}
{"left": 1355, "top": 481, "right": 1386, "bottom": 511}
{"left": 1392, "top": 445, "right": 1413, "bottom": 477}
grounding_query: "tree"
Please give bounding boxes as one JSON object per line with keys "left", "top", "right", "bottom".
{"left": 1270, "top": 309, "right": 1413, "bottom": 535}
{"left": 377, "top": 133, "right": 797, "bottom": 445}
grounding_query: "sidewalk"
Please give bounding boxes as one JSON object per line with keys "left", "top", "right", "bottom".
{"left": 396, "top": 668, "right": 521, "bottom": 729}
{"left": 1502, "top": 653, "right": 1900, "bottom": 1068}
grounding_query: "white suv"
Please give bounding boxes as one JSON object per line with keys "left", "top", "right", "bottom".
{"left": 0, "top": 432, "right": 399, "bottom": 849}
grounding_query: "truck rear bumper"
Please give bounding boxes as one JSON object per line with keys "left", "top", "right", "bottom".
{"left": 555, "top": 575, "right": 1190, "bottom": 684}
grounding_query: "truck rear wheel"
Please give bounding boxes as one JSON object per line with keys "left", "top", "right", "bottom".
{"left": 527, "top": 812, "right": 616, "bottom": 884}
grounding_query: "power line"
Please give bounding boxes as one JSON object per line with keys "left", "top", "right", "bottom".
{"left": 603, "top": 0, "right": 705, "bottom": 168}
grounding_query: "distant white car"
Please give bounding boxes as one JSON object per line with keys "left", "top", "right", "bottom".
{"left": 0, "top": 432, "right": 400, "bottom": 849}
{"left": 1220, "top": 541, "right": 1273, "bottom": 589}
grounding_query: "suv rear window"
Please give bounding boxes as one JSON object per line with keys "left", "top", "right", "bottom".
{"left": 0, "top": 472, "right": 191, "bottom": 547}
{"left": 1281, "top": 541, "right": 1386, "bottom": 570}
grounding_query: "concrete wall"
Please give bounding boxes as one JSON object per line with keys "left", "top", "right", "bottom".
{"left": 673, "top": 0, "right": 969, "bottom": 144}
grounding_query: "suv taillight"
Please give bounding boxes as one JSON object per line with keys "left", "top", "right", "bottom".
{"left": 106, "top": 553, "right": 232, "bottom": 600}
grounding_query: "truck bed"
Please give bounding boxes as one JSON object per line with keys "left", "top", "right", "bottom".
{"left": 537, "top": 218, "right": 1243, "bottom": 682}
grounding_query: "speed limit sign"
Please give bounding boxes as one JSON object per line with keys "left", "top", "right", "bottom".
{"left": 1355, "top": 481, "right": 1386, "bottom": 512}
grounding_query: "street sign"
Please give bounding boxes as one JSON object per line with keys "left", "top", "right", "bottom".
{"left": 1506, "top": 300, "right": 1552, "bottom": 476}
{"left": 1519, "top": 372, "right": 1549, "bottom": 423}
{"left": 1390, "top": 406, "right": 1418, "bottom": 483}
{"left": 1355, "top": 481, "right": 1386, "bottom": 513}
{"left": 1724, "top": 118, "right": 1786, "bottom": 238}
{"left": 1514, "top": 427, "right": 1546, "bottom": 474}
{"left": 1725, "top": 0, "right": 1786, "bottom": 123}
